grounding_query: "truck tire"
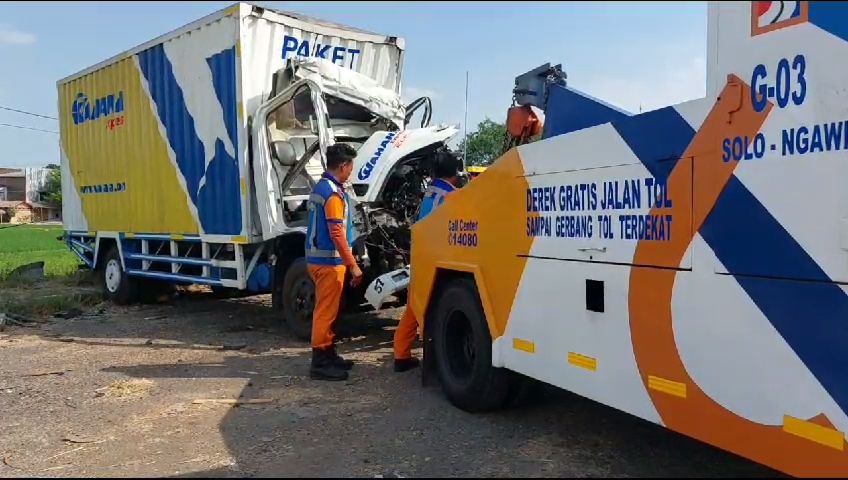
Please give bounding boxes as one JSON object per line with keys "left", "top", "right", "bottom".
{"left": 281, "top": 258, "right": 314, "bottom": 342}
{"left": 432, "top": 277, "right": 514, "bottom": 412}
{"left": 100, "top": 246, "right": 137, "bottom": 305}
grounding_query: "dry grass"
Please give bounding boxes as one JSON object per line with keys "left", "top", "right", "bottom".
{"left": 105, "top": 379, "right": 154, "bottom": 399}
{"left": 0, "top": 271, "right": 99, "bottom": 318}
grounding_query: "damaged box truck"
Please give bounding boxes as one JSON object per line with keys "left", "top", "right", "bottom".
{"left": 58, "top": 2, "right": 458, "bottom": 340}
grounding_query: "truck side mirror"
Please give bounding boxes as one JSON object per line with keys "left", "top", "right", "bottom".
{"left": 404, "top": 96, "right": 432, "bottom": 128}
{"left": 272, "top": 141, "right": 297, "bottom": 166}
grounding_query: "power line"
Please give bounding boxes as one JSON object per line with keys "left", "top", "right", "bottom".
{"left": 0, "top": 105, "right": 57, "bottom": 121}
{"left": 0, "top": 122, "right": 58, "bottom": 134}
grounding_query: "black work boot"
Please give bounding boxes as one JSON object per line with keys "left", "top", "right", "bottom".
{"left": 329, "top": 346, "right": 354, "bottom": 371}
{"left": 394, "top": 357, "right": 421, "bottom": 373}
{"left": 310, "top": 348, "right": 349, "bottom": 381}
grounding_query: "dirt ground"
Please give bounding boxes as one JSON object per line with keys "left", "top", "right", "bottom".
{"left": 0, "top": 291, "right": 781, "bottom": 478}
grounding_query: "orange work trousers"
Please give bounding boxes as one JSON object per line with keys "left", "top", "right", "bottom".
{"left": 394, "top": 294, "right": 419, "bottom": 360}
{"left": 308, "top": 264, "right": 347, "bottom": 350}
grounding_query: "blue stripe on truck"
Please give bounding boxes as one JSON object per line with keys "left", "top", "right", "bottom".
{"left": 542, "top": 84, "right": 631, "bottom": 140}
{"left": 136, "top": 45, "right": 242, "bottom": 236}
{"left": 199, "top": 46, "right": 242, "bottom": 236}
{"left": 700, "top": 175, "right": 848, "bottom": 416}
{"left": 207, "top": 47, "right": 239, "bottom": 148}
{"left": 127, "top": 269, "right": 223, "bottom": 286}
{"left": 136, "top": 45, "right": 205, "bottom": 208}
{"left": 617, "top": 101, "right": 848, "bottom": 416}
{"left": 612, "top": 106, "right": 696, "bottom": 184}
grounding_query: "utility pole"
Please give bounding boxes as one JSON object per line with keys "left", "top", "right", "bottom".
{"left": 463, "top": 70, "right": 469, "bottom": 169}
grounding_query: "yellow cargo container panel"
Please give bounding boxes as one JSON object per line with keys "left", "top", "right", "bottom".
{"left": 57, "top": 2, "right": 405, "bottom": 241}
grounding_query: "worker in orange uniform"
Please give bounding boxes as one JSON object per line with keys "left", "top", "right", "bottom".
{"left": 305, "top": 143, "right": 364, "bottom": 381}
{"left": 393, "top": 150, "right": 464, "bottom": 372}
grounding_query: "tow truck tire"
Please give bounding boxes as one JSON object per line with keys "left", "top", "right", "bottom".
{"left": 432, "top": 277, "right": 514, "bottom": 412}
{"left": 281, "top": 258, "right": 314, "bottom": 342}
{"left": 100, "top": 246, "right": 137, "bottom": 306}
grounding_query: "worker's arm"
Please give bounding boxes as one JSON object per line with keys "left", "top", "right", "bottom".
{"left": 324, "top": 194, "right": 357, "bottom": 268}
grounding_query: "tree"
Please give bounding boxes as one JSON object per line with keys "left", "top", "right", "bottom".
{"left": 457, "top": 118, "right": 506, "bottom": 167}
{"left": 41, "top": 167, "right": 62, "bottom": 206}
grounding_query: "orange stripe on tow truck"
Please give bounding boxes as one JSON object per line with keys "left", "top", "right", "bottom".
{"left": 410, "top": 148, "right": 535, "bottom": 341}
{"left": 629, "top": 76, "right": 848, "bottom": 476}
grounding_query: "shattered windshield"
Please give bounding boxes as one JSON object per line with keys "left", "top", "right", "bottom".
{"left": 324, "top": 94, "right": 398, "bottom": 133}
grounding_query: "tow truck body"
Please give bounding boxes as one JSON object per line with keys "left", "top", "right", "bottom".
{"left": 410, "top": 1, "right": 848, "bottom": 476}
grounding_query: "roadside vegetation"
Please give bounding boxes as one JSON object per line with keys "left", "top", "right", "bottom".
{"left": 0, "top": 224, "right": 78, "bottom": 278}
{"left": 0, "top": 224, "right": 98, "bottom": 317}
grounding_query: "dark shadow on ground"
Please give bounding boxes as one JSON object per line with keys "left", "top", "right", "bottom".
{"left": 107, "top": 350, "right": 784, "bottom": 478}
{"left": 7, "top": 290, "right": 397, "bottom": 356}
{"left": 6, "top": 291, "right": 785, "bottom": 477}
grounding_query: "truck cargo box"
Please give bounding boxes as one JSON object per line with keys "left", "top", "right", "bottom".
{"left": 57, "top": 2, "right": 405, "bottom": 242}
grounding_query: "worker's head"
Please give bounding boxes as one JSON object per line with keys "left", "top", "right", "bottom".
{"left": 433, "top": 150, "right": 463, "bottom": 186}
{"left": 326, "top": 143, "right": 358, "bottom": 183}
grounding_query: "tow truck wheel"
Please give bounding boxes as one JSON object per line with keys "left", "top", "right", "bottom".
{"left": 432, "top": 277, "right": 514, "bottom": 412}
{"left": 282, "top": 258, "right": 314, "bottom": 342}
{"left": 100, "top": 246, "right": 137, "bottom": 306}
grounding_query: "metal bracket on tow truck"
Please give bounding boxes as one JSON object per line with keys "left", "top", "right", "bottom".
{"left": 364, "top": 266, "right": 410, "bottom": 310}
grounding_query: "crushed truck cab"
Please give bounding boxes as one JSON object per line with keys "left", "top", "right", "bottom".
{"left": 411, "top": 1, "right": 848, "bottom": 477}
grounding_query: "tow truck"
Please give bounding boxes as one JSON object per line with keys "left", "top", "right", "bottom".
{"left": 405, "top": 1, "right": 848, "bottom": 477}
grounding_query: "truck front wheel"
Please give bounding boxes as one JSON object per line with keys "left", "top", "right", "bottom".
{"left": 281, "top": 258, "right": 314, "bottom": 341}
{"left": 432, "top": 277, "right": 514, "bottom": 412}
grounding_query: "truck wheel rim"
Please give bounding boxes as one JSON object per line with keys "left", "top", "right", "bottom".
{"left": 105, "top": 259, "right": 121, "bottom": 293}
{"left": 445, "top": 309, "right": 475, "bottom": 383}
{"left": 293, "top": 279, "right": 314, "bottom": 318}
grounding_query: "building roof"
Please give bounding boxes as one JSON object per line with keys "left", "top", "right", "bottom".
{"left": 0, "top": 169, "right": 24, "bottom": 178}
{"left": 0, "top": 200, "right": 55, "bottom": 208}
{"left": 29, "top": 202, "right": 57, "bottom": 209}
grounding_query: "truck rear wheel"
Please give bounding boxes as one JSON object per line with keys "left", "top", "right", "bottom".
{"left": 282, "top": 258, "right": 314, "bottom": 342}
{"left": 432, "top": 277, "right": 514, "bottom": 412}
{"left": 100, "top": 246, "right": 137, "bottom": 306}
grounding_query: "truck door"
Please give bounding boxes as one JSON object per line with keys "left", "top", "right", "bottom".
{"left": 252, "top": 79, "right": 334, "bottom": 240}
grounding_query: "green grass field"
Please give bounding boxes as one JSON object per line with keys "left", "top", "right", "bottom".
{"left": 0, "top": 224, "right": 79, "bottom": 279}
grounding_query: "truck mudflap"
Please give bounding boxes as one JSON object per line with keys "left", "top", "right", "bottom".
{"left": 364, "top": 266, "right": 410, "bottom": 310}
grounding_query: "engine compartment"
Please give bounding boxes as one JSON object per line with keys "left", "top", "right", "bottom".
{"left": 354, "top": 143, "right": 449, "bottom": 276}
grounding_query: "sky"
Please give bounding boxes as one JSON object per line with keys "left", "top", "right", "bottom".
{"left": 0, "top": 1, "right": 708, "bottom": 168}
